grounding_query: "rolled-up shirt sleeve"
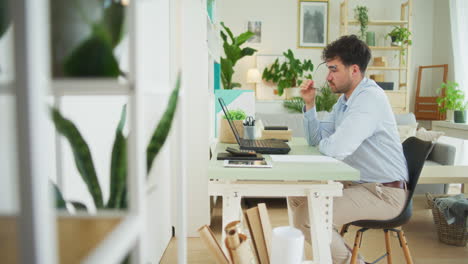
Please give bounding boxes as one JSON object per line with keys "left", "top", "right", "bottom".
{"left": 318, "top": 92, "right": 379, "bottom": 160}
{"left": 303, "top": 105, "right": 336, "bottom": 146}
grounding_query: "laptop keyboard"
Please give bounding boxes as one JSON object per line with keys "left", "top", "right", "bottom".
{"left": 242, "top": 139, "right": 270, "bottom": 148}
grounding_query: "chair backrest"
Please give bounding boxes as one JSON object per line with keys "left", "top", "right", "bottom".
{"left": 403, "top": 137, "right": 434, "bottom": 198}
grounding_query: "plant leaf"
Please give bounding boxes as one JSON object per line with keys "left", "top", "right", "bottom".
{"left": 241, "top": 47, "right": 257, "bottom": 57}
{"left": 63, "top": 24, "right": 120, "bottom": 77}
{"left": 107, "top": 105, "right": 127, "bottom": 208}
{"left": 0, "top": 0, "right": 11, "bottom": 38}
{"left": 235, "top": 31, "right": 255, "bottom": 46}
{"left": 147, "top": 73, "right": 181, "bottom": 173}
{"left": 221, "top": 58, "right": 234, "bottom": 89}
{"left": 50, "top": 108, "right": 104, "bottom": 208}
{"left": 102, "top": 1, "right": 125, "bottom": 48}
{"left": 52, "top": 182, "right": 67, "bottom": 209}
{"left": 231, "top": 82, "right": 241, "bottom": 89}
{"left": 283, "top": 97, "right": 305, "bottom": 113}
{"left": 220, "top": 22, "right": 235, "bottom": 43}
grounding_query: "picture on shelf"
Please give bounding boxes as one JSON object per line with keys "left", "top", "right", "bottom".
{"left": 298, "top": 0, "right": 328, "bottom": 48}
{"left": 247, "top": 21, "right": 262, "bottom": 43}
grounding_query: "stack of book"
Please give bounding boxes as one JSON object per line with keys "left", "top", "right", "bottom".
{"left": 198, "top": 203, "right": 273, "bottom": 264}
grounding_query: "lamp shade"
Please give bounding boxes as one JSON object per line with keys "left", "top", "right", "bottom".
{"left": 247, "top": 68, "right": 261, "bottom": 83}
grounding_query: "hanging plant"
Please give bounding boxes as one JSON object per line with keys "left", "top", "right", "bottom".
{"left": 354, "top": 6, "right": 369, "bottom": 40}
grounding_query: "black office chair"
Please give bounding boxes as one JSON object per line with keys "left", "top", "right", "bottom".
{"left": 340, "top": 137, "right": 434, "bottom": 264}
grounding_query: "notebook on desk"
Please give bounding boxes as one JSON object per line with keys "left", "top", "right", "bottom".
{"left": 218, "top": 98, "right": 291, "bottom": 154}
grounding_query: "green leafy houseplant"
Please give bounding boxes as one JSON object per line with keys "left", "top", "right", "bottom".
{"left": 315, "top": 83, "right": 339, "bottom": 112}
{"left": 0, "top": 0, "right": 11, "bottom": 38}
{"left": 53, "top": 75, "right": 181, "bottom": 210}
{"left": 386, "top": 26, "right": 412, "bottom": 64}
{"left": 436, "top": 81, "right": 467, "bottom": 113}
{"left": 283, "top": 83, "right": 338, "bottom": 113}
{"left": 62, "top": 0, "right": 126, "bottom": 77}
{"left": 222, "top": 109, "right": 247, "bottom": 121}
{"left": 386, "top": 26, "right": 412, "bottom": 46}
{"left": 354, "top": 6, "right": 369, "bottom": 40}
{"left": 220, "top": 22, "right": 257, "bottom": 89}
{"left": 262, "top": 49, "right": 314, "bottom": 96}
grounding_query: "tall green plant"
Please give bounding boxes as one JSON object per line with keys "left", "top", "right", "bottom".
{"left": 436, "top": 81, "right": 468, "bottom": 113}
{"left": 262, "top": 49, "right": 314, "bottom": 96}
{"left": 51, "top": 74, "right": 181, "bottom": 210}
{"left": 354, "top": 6, "right": 369, "bottom": 40}
{"left": 220, "top": 22, "right": 257, "bottom": 89}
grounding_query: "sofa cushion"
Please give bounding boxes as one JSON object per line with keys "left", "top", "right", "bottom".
{"left": 397, "top": 123, "right": 418, "bottom": 142}
{"left": 416, "top": 127, "right": 444, "bottom": 142}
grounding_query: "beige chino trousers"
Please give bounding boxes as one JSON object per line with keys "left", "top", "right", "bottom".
{"left": 288, "top": 182, "right": 407, "bottom": 264}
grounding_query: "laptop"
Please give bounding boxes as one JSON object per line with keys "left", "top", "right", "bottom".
{"left": 218, "top": 98, "right": 291, "bottom": 154}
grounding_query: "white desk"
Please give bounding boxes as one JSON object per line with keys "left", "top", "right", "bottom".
{"left": 208, "top": 138, "right": 359, "bottom": 264}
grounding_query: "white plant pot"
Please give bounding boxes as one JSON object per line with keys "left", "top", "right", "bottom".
{"left": 446, "top": 110, "right": 454, "bottom": 122}
{"left": 284, "top": 87, "right": 301, "bottom": 99}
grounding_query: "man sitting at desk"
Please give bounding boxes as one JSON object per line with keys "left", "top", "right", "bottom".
{"left": 288, "top": 35, "right": 408, "bottom": 264}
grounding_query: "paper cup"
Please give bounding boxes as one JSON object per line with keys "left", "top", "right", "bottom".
{"left": 270, "top": 226, "right": 304, "bottom": 264}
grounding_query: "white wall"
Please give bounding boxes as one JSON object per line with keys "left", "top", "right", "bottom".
{"left": 220, "top": 0, "right": 407, "bottom": 91}
{"left": 219, "top": 0, "right": 454, "bottom": 114}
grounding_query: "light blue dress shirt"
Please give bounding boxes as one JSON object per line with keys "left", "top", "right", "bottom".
{"left": 304, "top": 78, "right": 408, "bottom": 183}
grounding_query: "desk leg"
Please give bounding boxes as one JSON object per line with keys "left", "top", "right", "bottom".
{"left": 307, "top": 191, "right": 333, "bottom": 264}
{"left": 221, "top": 191, "right": 242, "bottom": 254}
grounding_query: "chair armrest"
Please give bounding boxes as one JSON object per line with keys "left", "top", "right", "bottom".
{"left": 427, "top": 143, "right": 456, "bottom": 165}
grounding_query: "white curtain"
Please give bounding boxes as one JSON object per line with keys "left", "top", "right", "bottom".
{"left": 449, "top": 0, "right": 468, "bottom": 95}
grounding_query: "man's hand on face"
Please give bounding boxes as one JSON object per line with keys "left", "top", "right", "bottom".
{"left": 300, "top": 79, "right": 316, "bottom": 111}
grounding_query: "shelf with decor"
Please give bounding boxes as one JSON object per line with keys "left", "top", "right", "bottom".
{"left": 4, "top": 0, "right": 181, "bottom": 263}
{"left": 340, "top": 0, "right": 412, "bottom": 113}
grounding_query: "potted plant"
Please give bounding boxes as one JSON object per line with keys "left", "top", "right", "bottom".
{"left": 354, "top": 5, "right": 369, "bottom": 41}
{"left": 219, "top": 109, "right": 246, "bottom": 143}
{"left": 262, "top": 49, "right": 314, "bottom": 99}
{"left": 386, "top": 26, "right": 412, "bottom": 47}
{"left": 436, "top": 81, "right": 468, "bottom": 123}
{"left": 220, "top": 22, "right": 257, "bottom": 89}
{"left": 52, "top": 75, "right": 181, "bottom": 210}
{"left": 283, "top": 83, "right": 338, "bottom": 116}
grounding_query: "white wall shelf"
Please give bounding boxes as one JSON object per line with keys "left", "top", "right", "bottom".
{"left": 368, "top": 66, "right": 407, "bottom": 71}
{"left": 52, "top": 79, "right": 131, "bottom": 96}
{"left": 369, "top": 46, "right": 406, "bottom": 50}
{"left": 346, "top": 20, "right": 409, "bottom": 26}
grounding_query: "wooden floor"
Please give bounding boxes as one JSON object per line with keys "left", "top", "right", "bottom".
{"left": 161, "top": 193, "right": 468, "bottom": 263}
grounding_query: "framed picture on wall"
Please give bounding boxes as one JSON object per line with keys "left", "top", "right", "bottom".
{"left": 247, "top": 21, "right": 262, "bottom": 43}
{"left": 298, "top": 0, "right": 329, "bottom": 48}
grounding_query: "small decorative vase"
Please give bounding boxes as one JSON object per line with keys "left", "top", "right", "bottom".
{"left": 366, "top": 31, "right": 375, "bottom": 46}
{"left": 454, "top": 110, "right": 466, "bottom": 123}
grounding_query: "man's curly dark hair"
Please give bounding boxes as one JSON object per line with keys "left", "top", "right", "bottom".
{"left": 322, "top": 35, "right": 371, "bottom": 74}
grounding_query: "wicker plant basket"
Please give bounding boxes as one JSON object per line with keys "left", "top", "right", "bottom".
{"left": 426, "top": 193, "right": 468, "bottom": 246}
